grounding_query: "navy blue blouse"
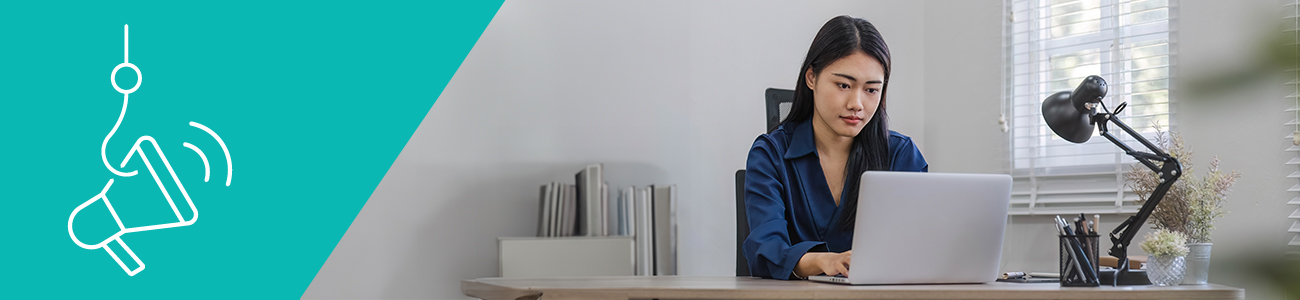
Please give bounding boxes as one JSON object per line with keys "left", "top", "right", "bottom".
{"left": 743, "top": 119, "right": 928, "bottom": 280}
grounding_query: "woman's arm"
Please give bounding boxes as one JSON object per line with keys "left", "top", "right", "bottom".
{"left": 742, "top": 137, "right": 827, "bottom": 280}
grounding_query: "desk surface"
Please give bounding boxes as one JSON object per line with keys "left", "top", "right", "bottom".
{"left": 462, "top": 276, "right": 1244, "bottom": 300}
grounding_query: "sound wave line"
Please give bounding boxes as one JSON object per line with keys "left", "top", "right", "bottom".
{"left": 189, "top": 121, "right": 232, "bottom": 186}
{"left": 183, "top": 142, "right": 210, "bottom": 182}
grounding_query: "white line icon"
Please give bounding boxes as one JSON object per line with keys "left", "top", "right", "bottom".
{"left": 68, "top": 24, "right": 234, "bottom": 276}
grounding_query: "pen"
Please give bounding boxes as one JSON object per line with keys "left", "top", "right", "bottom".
{"left": 1028, "top": 272, "right": 1060, "bottom": 278}
{"left": 1093, "top": 214, "right": 1100, "bottom": 234}
{"left": 1060, "top": 223, "right": 1090, "bottom": 283}
{"left": 1073, "top": 218, "right": 1091, "bottom": 262}
{"left": 1001, "top": 272, "right": 1026, "bottom": 280}
{"left": 1070, "top": 238, "right": 1097, "bottom": 283}
{"left": 1056, "top": 215, "right": 1096, "bottom": 284}
{"left": 1079, "top": 214, "right": 1086, "bottom": 229}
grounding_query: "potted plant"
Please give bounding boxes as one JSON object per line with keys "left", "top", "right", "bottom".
{"left": 1125, "top": 125, "right": 1240, "bottom": 285}
{"left": 1140, "top": 229, "right": 1190, "bottom": 286}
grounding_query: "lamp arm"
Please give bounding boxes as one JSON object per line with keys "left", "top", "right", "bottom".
{"left": 1091, "top": 113, "right": 1183, "bottom": 281}
{"left": 1096, "top": 114, "right": 1170, "bottom": 172}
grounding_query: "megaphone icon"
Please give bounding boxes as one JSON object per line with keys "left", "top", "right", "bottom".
{"left": 69, "top": 134, "right": 198, "bottom": 275}
{"left": 69, "top": 154, "right": 197, "bottom": 276}
{"left": 68, "top": 24, "right": 230, "bottom": 276}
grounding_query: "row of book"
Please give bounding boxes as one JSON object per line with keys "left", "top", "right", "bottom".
{"left": 535, "top": 164, "right": 678, "bottom": 275}
{"left": 536, "top": 164, "right": 608, "bottom": 237}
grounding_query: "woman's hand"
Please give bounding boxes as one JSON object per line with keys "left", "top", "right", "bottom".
{"left": 794, "top": 250, "right": 852, "bottom": 279}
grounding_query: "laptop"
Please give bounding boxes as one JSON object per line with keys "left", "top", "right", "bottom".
{"left": 808, "top": 171, "right": 1012, "bottom": 285}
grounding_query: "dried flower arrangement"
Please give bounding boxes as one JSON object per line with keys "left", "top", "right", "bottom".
{"left": 1140, "top": 228, "right": 1190, "bottom": 257}
{"left": 1124, "top": 125, "right": 1241, "bottom": 243}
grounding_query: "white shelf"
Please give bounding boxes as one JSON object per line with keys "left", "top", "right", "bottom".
{"left": 498, "top": 236, "right": 635, "bottom": 278}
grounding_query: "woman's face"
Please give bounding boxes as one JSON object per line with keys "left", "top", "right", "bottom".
{"left": 805, "top": 51, "right": 885, "bottom": 139}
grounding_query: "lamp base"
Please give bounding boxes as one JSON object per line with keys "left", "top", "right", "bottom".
{"left": 1099, "top": 269, "right": 1151, "bottom": 286}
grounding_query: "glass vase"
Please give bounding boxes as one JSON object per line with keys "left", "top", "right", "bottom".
{"left": 1146, "top": 255, "right": 1186, "bottom": 286}
{"left": 1182, "top": 243, "right": 1212, "bottom": 285}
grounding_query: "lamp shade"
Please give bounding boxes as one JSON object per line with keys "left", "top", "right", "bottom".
{"left": 1041, "top": 75, "right": 1108, "bottom": 144}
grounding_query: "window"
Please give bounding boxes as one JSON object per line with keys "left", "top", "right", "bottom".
{"left": 1005, "top": 0, "right": 1174, "bottom": 215}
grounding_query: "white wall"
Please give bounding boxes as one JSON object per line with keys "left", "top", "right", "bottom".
{"left": 1167, "top": 1, "right": 1293, "bottom": 298}
{"left": 920, "top": 0, "right": 1006, "bottom": 174}
{"left": 304, "top": 0, "right": 1295, "bottom": 299}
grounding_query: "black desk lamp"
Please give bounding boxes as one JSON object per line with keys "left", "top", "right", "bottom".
{"left": 1040, "top": 75, "right": 1182, "bottom": 286}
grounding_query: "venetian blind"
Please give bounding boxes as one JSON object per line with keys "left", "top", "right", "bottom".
{"left": 1285, "top": 0, "right": 1300, "bottom": 247}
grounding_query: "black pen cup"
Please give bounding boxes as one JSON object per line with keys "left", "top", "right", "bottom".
{"left": 1059, "top": 234, "right": 1100, "bottom": 287}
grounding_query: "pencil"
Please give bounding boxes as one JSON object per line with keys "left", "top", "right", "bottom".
{"left": 1093, "top": 214, "right": 1100, "bottom": 234}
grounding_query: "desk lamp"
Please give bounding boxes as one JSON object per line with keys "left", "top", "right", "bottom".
{"left": 1040, "top": 75, "right": 1182, "bottom": 285}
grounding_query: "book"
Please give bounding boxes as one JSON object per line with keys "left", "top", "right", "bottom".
{"left": 549, "top": 182, "right": 561, "bottom": 237}
{"left": 552, "top": 182, "right": 563, "bottom": 237}
{"left": 651, "top": 184, "right": 677, "bottom": 275}
{"left": 600, "top": 182, "right": 609, "bottom": 236}
{"left": 624, "top": 188, "right": 635, "bottom": 236}
{"left": 539, "top": 182, "right": 559, "bottom": 237}
{"left": 622, "top": 191, "right": 631, "bottom": 236}
{"left": 617, "top": 187, "right": 634, "bottom": 236}
{"left": 563, "top": 184, "right": 576, "bottom": 236}
{"left": 634, "top": 186, "right": 653, "bottom": 276}
{"left": 575, "top": 164, "right": 604, "bottom": 236}
{"left": 537, "top": 184, "right": 549, "bottom": 237}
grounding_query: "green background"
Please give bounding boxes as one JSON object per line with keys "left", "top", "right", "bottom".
{"left": 0, "top": 1, "right": 502, "bottom": 298}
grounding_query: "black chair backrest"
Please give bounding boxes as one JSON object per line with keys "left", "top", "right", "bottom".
{"left": 735, "top": 169, "right": 750, "bottom": 277}
{"left": 765, "top": 88, "right": 795, "bottom": 131}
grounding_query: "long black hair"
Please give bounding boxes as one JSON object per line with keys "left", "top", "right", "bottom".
{"left": 775, "top": 15, "right": 892, "bottom": 231}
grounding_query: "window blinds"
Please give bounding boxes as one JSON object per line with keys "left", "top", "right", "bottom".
{"left": 1285, "top": 0, "right": 1300, "bottom": 247}
{"left": 1005, "top": 0, "right": 1174, "bottom": 215}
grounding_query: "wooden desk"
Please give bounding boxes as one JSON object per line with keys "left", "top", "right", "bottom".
{"left": 462, "top": 276, "right": 1244, "bottom": 300}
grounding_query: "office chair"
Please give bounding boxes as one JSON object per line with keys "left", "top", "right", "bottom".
{"left": 735, "top": 170, "right": 749, "bottom": 277}
{"left": 736, "top": 88, "right": 794, "bottom": 277}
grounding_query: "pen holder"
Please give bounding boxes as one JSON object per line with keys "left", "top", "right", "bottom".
{"left": 1059, "top": 234, "right": 1099, "bottom": 287}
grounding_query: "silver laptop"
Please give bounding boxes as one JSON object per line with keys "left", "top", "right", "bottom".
{"left": 809, "top": 171, "right": 1011, "bottom": 285}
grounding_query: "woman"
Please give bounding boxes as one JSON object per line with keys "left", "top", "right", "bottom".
{"left": 742, "top": 15, "right": 928, "bottom": 280}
